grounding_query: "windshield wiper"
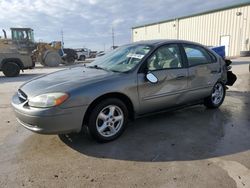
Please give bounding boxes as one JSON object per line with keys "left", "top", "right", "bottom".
{"left": 87, "top": 65, "right": 122, "bottom": 73}
{"left": 109, "top": 69, "right": 122, "bottom": 73}
{"left": 87, "top": 65, "right": 106, "bottom": 70}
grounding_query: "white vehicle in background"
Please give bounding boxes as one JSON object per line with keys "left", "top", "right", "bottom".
{"left": 75, "top": 48, "right": 91, "bottom": 61}
{"left": 96, "top": 51, "right": 106, "bottom": 58}
{"left": 95, "top": 46, "right": 119, "bottom": 58}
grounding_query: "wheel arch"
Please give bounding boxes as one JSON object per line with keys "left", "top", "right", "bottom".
{"left": 208, "top": 79, "right": 226, "bottom": 95}
{"left": 79, "top": 55, "right": 86, "bottom": 60}
{"left": 216, "top": 78, "right": 227, "bottom": 86}
{"left": 82, "top": 92, "right": 135, "bottom": 127}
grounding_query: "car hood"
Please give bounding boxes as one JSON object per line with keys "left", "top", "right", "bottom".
{"left": 20, "top": 66, "right": 118, "bottom": 97}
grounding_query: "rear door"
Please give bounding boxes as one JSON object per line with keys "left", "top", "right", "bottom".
{"left": 137, "top": 44, "right": 188, "bottom": 114}
{"left": 182, "top": 44, "right": 221, "bottom": 102}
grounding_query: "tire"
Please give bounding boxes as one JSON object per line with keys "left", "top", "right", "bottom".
{"left": 87, "top": 98, "right": 128, "bottom": 142}
{"left": 204, "top": 82, "right": 226, "bottom": 109}
{"left": 65, "top": 56, "right": 75, "bottom": 65}
{"left": 80, "top": 55, "right": 86, "bottom": 61}
{"left": 43, "top": 51, "right": 61, "bottom": 67}
{"left": 63, "top": 48, "right": 77, "bottom": 65}
{"left": 2, "top": 62, "right": 20, "bottom": 77}
{"left": 240, "top": 51, "right": 250, "bottom": 57}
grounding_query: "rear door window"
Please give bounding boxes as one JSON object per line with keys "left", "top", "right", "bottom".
{"left": 183, "top": 44, "right": 213, "bottom": 67}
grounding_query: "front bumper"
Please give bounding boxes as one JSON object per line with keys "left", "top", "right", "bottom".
{"left": 12, "top": 93, "right": 88, "bottom": 134}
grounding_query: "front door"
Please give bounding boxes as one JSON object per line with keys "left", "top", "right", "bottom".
{"left": 137, "top": 44, "right": 188, "bottom": 115}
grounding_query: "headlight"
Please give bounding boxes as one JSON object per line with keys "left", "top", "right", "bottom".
{"left": 28, "top": 93, "right": 69, "bottom": 108}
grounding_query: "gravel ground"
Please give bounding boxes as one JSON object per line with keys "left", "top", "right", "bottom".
{"left": 0, "top": 59, "right": 249, "bottom": 188}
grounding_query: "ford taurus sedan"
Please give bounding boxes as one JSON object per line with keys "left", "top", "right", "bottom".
{"left": 12, "top": 40, "right": 236, "bottom": 142}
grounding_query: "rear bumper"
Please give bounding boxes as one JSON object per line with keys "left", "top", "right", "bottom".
{"left": 226, "top": 71, "right": 237, "bottom": 86}
{"left": 12, "top": 93, "right": 88, "bottom": 134}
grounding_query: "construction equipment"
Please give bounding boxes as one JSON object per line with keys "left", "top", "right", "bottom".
{"left": 32, "top": 41, "right": 63, "bottom": 67}
{"left": 0, "top": 28, "right": 35, "bottom": 77}
{"left": 1, "top": 27, "right": 76, "bottom": 76}
{"left": 33, "top": 41, "right": 77, "bottom": 67}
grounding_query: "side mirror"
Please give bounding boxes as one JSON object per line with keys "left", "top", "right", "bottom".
{"left": 146, "top": 72, "right": 158, "bottom": 84}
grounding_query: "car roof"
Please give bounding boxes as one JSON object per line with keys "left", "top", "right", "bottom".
{"left": 132, "top": 39, "right": 204, "bottom": 47}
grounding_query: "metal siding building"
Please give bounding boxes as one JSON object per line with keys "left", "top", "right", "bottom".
{"left": 132, "top": 2, "right": 250, "bottom": 57}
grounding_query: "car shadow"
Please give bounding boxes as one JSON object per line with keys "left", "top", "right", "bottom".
{"left": 59, "top": 101, "right": 250, "bottom": 162}
{"left": 0, "top": 73, "right": 43, "bottom": 83}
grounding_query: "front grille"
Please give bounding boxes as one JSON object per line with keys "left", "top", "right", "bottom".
{"left": 17, "top": 89, "right": 28, "bottom": 103}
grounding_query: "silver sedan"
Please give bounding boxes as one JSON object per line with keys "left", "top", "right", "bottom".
{"left": 12, "top": 40, "right": 236, "bottom": 142}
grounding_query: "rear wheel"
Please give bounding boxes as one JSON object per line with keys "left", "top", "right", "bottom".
{"left": 87, "top": 98, "right": 128, "bottom": 142}
{"left": 80, "top": 55, "right": 86, "bottom": 61}
{"left": 2, "top": 62, "right": 20, "bottom": 77}
{"left": 204, "top": 82, "right": 225, "bottom": 108}
{"left": 64, "top": 56, "right": 75, "bottom": 65}
{"left": 63, "top": 49, "right": 76, "bottom": 65}
{"left": 240, "top": 51, "right": 250, "bottom": 57}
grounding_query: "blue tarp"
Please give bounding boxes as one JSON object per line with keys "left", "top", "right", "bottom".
{"left": 210, "top": 46, "right": 225, "bottom": 58}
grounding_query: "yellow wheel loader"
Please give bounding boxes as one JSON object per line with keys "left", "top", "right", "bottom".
{"left": 32, "top": 41, "right": 63, "bottom": 67}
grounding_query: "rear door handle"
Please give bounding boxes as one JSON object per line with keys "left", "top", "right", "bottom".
{"left": 176, "top": 75, "right": 185, "bottom": 80}
{"left": 211, "top": 70, "right": 218, "bottom": 74}
{"left": 211, "top": 68, "right": 221, "bottom": 74}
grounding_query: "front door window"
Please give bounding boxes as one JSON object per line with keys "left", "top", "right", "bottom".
{"left": 147, "top": 44, "right": 183, "bottom": 71}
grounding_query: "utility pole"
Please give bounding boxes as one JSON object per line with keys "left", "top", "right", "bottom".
{"left": 61, "top": 29, "right": 64, "bottom": 48}
{"left": 176, "top": 18, "right": 179, "bottom": 40}
{"left": 112, "top": 27, "right": 115, "bottom": 49}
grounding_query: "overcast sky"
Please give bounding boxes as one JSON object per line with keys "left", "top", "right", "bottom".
{"left": 0, "top": 0, "right": 249, "bottom": 51}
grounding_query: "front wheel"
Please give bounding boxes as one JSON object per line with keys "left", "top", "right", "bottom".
{"left": 204, "top": 82, "right": 226, "bottom": 108}
{"left": 43, "top": 51, "right": 61, "bottom": 67}
{"left": 87, "top": 98, "right": 128, "bottom": 142}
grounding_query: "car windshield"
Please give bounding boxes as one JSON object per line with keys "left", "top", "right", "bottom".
{"left": 87, "top": 44, "right": 152, "bottom": 72}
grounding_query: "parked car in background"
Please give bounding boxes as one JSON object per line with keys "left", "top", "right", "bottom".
{"left": 89, "top": 51, "right": 97, "bottom": 58}
{"left": 96, "top": 51, "right": 105, "bottom": 58}
{"left": 75, "top": 48, "right": 91, "bottom": 61}
{"left": 12, "top": 40, "right": 236, "bottom": 142}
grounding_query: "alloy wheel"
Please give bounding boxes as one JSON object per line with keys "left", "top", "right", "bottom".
{"left": 96, "top": 105, "right": 124, "bottom": 137}
{"left": 212, "top": 83, "right": 224, "bottom": 105}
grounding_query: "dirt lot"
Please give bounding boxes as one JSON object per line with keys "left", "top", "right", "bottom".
{"left": 0, "top": 59, "right": 249, "bottom": 188}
